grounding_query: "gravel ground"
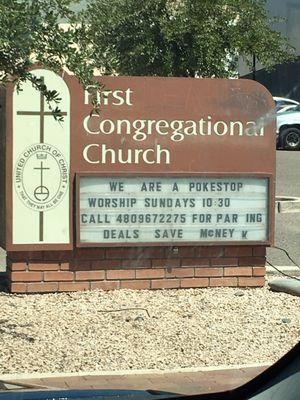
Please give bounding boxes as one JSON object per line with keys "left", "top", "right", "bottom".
{"left": 0, "top": 283, "right": 299, "bottom": 375}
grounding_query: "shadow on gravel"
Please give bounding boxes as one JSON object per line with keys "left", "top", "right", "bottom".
{"left": 0, "top": 272, "right": 9, "bottom": 293}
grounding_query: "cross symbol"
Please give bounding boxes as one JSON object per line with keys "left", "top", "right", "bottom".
{"left": 34, "top": 161, "right": 50, "bottom": 172}
{"left": 33, "top": 161, "right": 50, "bottom": 201}
{"left": 17, "top": 77, "right": 67, "bottom": 143}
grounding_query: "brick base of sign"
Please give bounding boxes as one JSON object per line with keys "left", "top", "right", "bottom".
{"left": 7, "top": 246, "right": 266, "bottom": 294}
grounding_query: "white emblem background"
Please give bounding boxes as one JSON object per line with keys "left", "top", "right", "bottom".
{"left": 12, "top": 69, "right": 70, "bottom": 244}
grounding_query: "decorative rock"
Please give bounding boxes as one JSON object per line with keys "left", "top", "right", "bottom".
{"left": 134, "top": 315, "right": 144, "bottom": 322}
{"left": 269, "top": 278, "right": 300, "bottom": 297}
{"left": 234, "top": 291, "right": 245, "bottom": 297}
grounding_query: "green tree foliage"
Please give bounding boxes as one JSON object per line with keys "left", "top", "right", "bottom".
{"left": 0, "top": 0, "right": 295, "bottom": 116}
{"left": 83, "top": 0, "right": 295, "bottom": 77}
{"left": 0, "top": 0, "right": 99, "bottom": 118}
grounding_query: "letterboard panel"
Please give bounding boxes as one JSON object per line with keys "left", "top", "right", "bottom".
{"left": 77, "top": 176, "right": 269, "bottom": 246}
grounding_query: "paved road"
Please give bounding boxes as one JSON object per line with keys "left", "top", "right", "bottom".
{"left": 275, "top": 151, "right": 300, "bottom": 197}
{"left": 267, "top": 150, "right": 300, "bottom": 266}
{"left": 0, "top": 151, "right": 299, "bottom": 271}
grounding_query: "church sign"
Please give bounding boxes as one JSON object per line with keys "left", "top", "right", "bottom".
{"left": 0, "top": 68, "right": 275, "bottom": 293}
{"left": 1, "top": 69, "right": 276, "bottom": 250}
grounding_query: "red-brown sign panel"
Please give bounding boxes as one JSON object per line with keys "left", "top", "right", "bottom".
{"left": 2, "top": 69, "right": 275, "bottom": 250}
{"left": 73, "top": 76, "right": 275, "bottom": 174}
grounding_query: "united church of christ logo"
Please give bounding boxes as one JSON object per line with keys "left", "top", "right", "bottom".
{"left": 14, "top": 143, "right": 68, "bottom": 211}
{"left": 13, "top": 71, "right": 70, "bottom": 244}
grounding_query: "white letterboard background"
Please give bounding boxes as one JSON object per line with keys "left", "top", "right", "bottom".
{"left": 79, "top": 177, "right": 269, "bottom": 244}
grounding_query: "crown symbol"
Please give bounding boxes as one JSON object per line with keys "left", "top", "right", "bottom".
{"left": 36, "top": 153, "right": 47, "bottom": 160}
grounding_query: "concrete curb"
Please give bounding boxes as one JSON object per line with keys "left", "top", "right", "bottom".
{"left": 276, "top": 196, "right": 300, "bottom": 213}
{"left": 266, "top": 265, "right": 300, "bottom": 276}
{"left": 0, "top": 363, "right": 270, "bottom": 381}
